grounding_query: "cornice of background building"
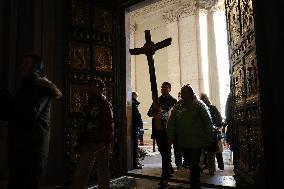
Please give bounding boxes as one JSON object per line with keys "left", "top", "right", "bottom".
{"left": 130, "top": 0, "right": 225, "bottom": 25}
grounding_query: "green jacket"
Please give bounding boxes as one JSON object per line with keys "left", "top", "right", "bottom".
{"left": 167, "top": 99, "right": 213, "bottom": 148}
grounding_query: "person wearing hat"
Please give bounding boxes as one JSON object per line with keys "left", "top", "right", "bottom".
{"left": 70, "top": 78, "right": 114, "bottom": 189}
{"left": 6, "top": 54, "right": 62, "bottom": 189}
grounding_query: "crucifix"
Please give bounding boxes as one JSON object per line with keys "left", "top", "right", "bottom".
{"left": 129, "top": 30, "right": 172, "bottom": 132}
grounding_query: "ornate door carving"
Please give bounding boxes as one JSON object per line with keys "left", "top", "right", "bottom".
{"left": 225, "top": 0, "right": 264, "bottom": 188}
{"left": 65, "top": 0, "right": 119, "bottom": 181}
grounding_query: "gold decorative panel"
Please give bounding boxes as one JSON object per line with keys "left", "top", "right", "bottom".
{"left": 240, "top": 0, "right": 254, "bottom": 34}
{"left": 244, "top": 50, "right": 258, "bottom": 102}
{"left": 238, "top": 127, "right": 250, "bottom": 172}
{"left": 69, "top": 42, "right": 90, "bottom": 70}
{"left": 72, "top": 0, "right": 90, "bottom": 28}
{"left": 227, "top": 0, "right": 241, "bottom": 47}
{"left": 70, "top": 85, "right": 89, "bottom": 112}
{"left": 232, "top": 62, "right": 245, "bottom": 105}
{"left": 94, "top": 7, "right": 113, "bottom": 33}
{"left": 94, "top": 46, "right": 113, "bottom": 72}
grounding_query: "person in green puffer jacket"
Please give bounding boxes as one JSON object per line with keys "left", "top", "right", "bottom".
{"left": 167, "top": 84, "right": 213, "bottom": 189}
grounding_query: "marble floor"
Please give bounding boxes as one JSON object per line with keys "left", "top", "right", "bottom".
{"left": 86, "top": 145, "right": 236, "bottom": 188}
{"left": 127, "top": 144, "right": 236, "bottom": 189}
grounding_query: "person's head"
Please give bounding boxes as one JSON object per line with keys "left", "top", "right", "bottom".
{"left": 180, "top": 84, "right": 197, "bottom": 102}
{"left": 132, "top": 91, "right": 138, "bottom": 100}
{"left": 19, "top": 54, "right": 44, "bottom": 79}
{"left": 200, "top": 93, "right": 211, "bottom": 105}
{"left": 161, "top": 82, "right": 171, "bottom": 96}
{"left": 89, "top": 79, "right": 105, "bottom": 97}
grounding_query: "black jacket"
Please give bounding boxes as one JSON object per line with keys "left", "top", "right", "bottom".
{"left": 207, "top": 104, "right": 222, "bottom": 128}
{"left": 147, "top": 94, "right": 177, "bottom": 138}
{"left": 132, "top": 98, "right": 143, "bottom": 138}
{"left": 8, "top": 75, "right": 62, "bottom": 174}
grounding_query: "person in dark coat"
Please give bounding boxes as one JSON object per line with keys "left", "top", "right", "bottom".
{"left": 132, "top": 91, "right": 143, "bottom": 169}
{"left": 7, "top": 54, "right": 62, "bottom": 189}
{"left": 225, "top": 92, "right": 234, "bottom": 151}
{"left": 200, "top": 93, "right": 224, "bottom": 175}
{"left": 70, "top": 78, "right": 114, "bottom": 189}
{"left": 147, "top": 82, "right": 177, "bottom": 187}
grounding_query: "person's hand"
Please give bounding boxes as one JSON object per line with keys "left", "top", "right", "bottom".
{"left": 152, "top": 102, "right": 160, "bottom": 113}
{"left": 152, "top": 103, "right": 161, "bottom": 119}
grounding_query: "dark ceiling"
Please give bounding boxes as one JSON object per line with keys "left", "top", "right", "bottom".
{"left": 93, "top": 0, "right": 145, "bottom": 9}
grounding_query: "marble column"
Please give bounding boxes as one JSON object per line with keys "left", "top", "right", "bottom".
{"left": 196, "top": 11, "right": 206, "bottom": 95}
{"left": 178, "top": 13, "right": 201, "bottom": 95}
{"left": 162, "top": 1, "right": 200, "bottom": 97}
{"left": 207, "top": 10, "right": 221, "bottom": 110}
{"left": 162, "top": 13, "right": 181, "bottom": 98}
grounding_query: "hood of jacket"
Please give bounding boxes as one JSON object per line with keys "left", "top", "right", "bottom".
{"left": 34, "top": 77, "right": 62, "bottom": 99}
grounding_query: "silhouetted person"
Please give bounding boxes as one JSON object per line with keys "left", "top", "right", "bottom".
{"left": 7, "top": 54, "right": 62, "bottom": 189}
{"left": 174, "top": 91, "right": 183, "bottom": 169}
{"left": 225, "top": 92, "right": 234, "bottom": 152}
{"left": 167, "top": 85, "right": 213, "bottom": 189}
{"left": 133, "top": 92, "right": 144, "bottom": 146}
{"left": 70, "top": 79, "right": 114, "bottom": 189}
{"left": 147, "top": 82, "right": 177, "bottom": 187}
{"left": 132, "top": 91, "right": 143, "bottom": 169}
{"left": 175, "top": 91, "right": 189, "bottom": 169}
{"left": 200, "top": 93, "right": 224, "bottom": 175}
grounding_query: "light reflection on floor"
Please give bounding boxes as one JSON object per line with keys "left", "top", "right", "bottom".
{"left": 128, "top": 145, "right": 236, "bottom": 188}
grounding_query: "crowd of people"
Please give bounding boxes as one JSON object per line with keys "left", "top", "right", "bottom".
{"left": 0, "top": 54, "right": 233, "bottom": 189}
{"left": 132, "top": 82, "right": 231, "bottom": 189}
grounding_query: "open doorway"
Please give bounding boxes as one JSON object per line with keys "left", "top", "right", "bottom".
{"left": 124, "top": 0, "right": 234, "bottom": 186}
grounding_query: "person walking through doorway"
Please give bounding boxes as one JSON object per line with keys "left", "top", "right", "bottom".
{"left": 167, "top": 84, "right": 213, "bottom": 189}
{"left": 70, "top": 79, "right": 114, "bottom": 189}
{"left": 147, "top": 81, "right": 177, "bottom": 187}
{"left": 200, "top": 93, "right": 224, "bottom": 175}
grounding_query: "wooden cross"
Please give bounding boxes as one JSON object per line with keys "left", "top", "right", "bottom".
{"left": 129, "top": 30, "right": 172, "bottom": 130}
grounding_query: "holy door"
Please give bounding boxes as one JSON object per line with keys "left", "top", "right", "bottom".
{"left": 65, "top": 0, "right": 120, "bottom": 181}
{"left": 225, "top": 0, "right": 264, "bottom": 188}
